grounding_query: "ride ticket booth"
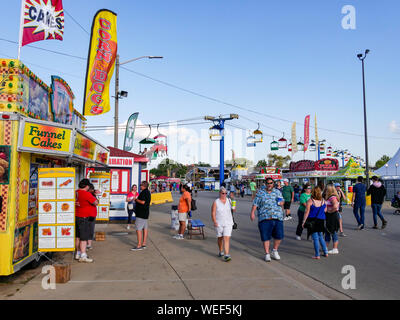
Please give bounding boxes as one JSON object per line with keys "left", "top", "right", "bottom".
{"left": 104, "top": 147, "right": 149, "bottom": 221}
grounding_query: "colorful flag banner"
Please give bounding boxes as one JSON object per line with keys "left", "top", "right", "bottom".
{"left": 19, "top": 0, "right": 64, "bottom": 51}
{"left": 291, "top": 122, "right": 297, "bottom": 154}
{"left": 82, "top": 9, "right": 117, "bottom": 116}
{"left": 123, "top": 112, "right": 139, "bottom": 152}
{"left": 304, "top": 115, "right": 310, "bottom": 151}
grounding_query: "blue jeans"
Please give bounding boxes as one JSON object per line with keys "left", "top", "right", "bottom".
{"left": 371, "top": 203, "right": 385, "bottom": 226}
{"left": 311, "top": 232, "right": 328, "bottom": 257}
{"left": 325, "top": 231, "right": 338, "bottom": 243}
{"left": 353, "top": 203, "right": 365, "bottom": 226}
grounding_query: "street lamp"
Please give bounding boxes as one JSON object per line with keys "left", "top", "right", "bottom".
{"left": 385, "top": 163, "right": 389, "bottom": 176}
{"left": 357, "top": 49, "right": 370, "bottom": 186}
{"left": 114, "top": 55, "right": 163, "bottom": 148}
{"left": 396, "top": 163, "right": 398, "bottom": 176}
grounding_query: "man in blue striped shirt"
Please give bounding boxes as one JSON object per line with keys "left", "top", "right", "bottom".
{"left": 250, "top": 178, "right": 284, "bottom": 262}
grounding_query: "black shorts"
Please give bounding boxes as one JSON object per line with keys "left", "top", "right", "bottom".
{"left": 76, "top": 217, "right": 91, "bottom": 241}
{"left": 284, "top": 201, "right": 292, "bottom": 210}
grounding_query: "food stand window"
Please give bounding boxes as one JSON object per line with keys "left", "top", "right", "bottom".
{"left": 110, "top": 169, "right": 130, "bottom": 194}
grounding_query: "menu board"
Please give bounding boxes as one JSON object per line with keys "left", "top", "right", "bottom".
{"left": 38, "top": 168, "right": 75, "bottom": 252}
{"left": 89, "top": 172, "right": 110, "bottom": 221}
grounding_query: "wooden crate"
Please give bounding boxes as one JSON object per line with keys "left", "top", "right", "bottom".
{"left": 53, "top": 263, "right": 71, "bottom": 283}
{"left": 95, "top": 231, "right": 106, "bottom": 241}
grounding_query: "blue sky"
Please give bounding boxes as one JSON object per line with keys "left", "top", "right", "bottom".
{"left": 1, "top": 0, "right": 399, "bottom": 166}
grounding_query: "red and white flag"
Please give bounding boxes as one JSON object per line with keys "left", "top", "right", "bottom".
{"left": 304, "top": 115, "right": 310, "bottom": 151}
{"left": 18, "top": 0, "right": 64, "bottom": 55}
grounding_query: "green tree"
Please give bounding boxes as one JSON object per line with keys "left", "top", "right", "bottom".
{"left": 375, "top": 155, "right": 390, "bottom": 169}
{"left": 256, "top": 159, "right": 268, "bottom": 167}
{"left": 267, "top": 154, "right": 291, "bottom": 168}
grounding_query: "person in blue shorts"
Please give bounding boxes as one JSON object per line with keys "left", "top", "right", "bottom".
{"left": 250, "top": 178, "right": 284, "bottom": 262}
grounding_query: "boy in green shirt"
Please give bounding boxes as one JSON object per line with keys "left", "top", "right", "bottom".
{"left": 282, "top": 179, "right": 294, "bottom": 221}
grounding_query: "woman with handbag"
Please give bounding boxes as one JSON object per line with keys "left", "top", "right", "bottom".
{"left": 324, "top": 184, "right": 341, "bottom": 254}
{"left": 302, "top": 186, "right": 329, "bottom": 259}
{"left": 126, "top": 185, "right": 139, "bottom": 230}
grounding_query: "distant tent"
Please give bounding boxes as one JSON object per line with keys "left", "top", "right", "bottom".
{"left": 328, "top": 158, "right": 377, "bottom": 180}
{"left": 375, "top": 147, "right": 400, "bottom": 178}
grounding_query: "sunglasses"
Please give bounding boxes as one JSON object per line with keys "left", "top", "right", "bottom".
{"left": 221, "top": 192, "right": 227, "bottom": 194}
{"left": 267, "top": 182, "right": 274, "bottom": 185}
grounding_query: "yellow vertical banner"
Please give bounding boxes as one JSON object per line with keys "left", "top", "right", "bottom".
{"left": 291, "top": 122, "right": 297, "bottom": 154}
{"left": 83, "top": 9, "right": 117, "bottom": 116}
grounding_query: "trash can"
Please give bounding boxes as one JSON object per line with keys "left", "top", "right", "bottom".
{"left": 171, "top": 205, "right": 179, "bottom": 230}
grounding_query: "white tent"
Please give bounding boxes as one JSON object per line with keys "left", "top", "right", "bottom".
{"left": 375, "top": 147, "right": 400, "bottom": 179}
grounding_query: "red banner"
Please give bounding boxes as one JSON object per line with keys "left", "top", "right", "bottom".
{"left": 20, "top": 0, "right": 64, "bottom": 47}
{"left": 304, "top": 115, "right": 310, "bottom": 151}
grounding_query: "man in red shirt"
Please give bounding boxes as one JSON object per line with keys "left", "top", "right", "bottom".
{"left": 75, "top": 179, "right": 98, "bottom": 262}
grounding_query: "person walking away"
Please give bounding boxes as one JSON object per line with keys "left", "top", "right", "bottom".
{"left": 131, "top": 181, "right": 151, "bottom": 251}
{"left": 240, "top": 183, "right": 245, "bottom": 198}
{"left": 335, "top": 183, "right": 347, "bottom": 237}
{"left": 87, "top": 183, "right": 99, "bottom": 250}
{"left": 293, "top": 184, "right": 300, "bottom": 202}
{"left": 250, "top": 177, "right": 285, "bottom": 262}
{"left": 324, "top": 184, "right": 341, "bottom": 254}
{"left": 282, "top": 179, "right": 294, "bottom": 221}
{"left": 301, "top": 187, "right": 328, "bottom": 259}
{"left": 352, "top": 176, "right": 367, "bottom": 230}
{"left": 126, "top": 184, "right": 139, "bottom": 230}
{"left": 75, "top": 179, "right": 98, "bottom": 262}
{"left": 211, "top": 187, "right": 235, "bottom": 262}
{"left": 173, "top": 184, "right": 191, "bottom": 240}
{"left": 250, "top": 179, "right": 257, "bottom": 200}
{"left": 367, "top": 176, "right": 387, "bottom": 229}
{"left": 295, "top": 184, "right": 312, "bottom": 240}
{"left": 229, "top": 183, "right": 236, "bottom": 197}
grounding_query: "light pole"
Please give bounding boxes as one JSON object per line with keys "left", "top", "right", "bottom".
{"left": 385, "top": 163, "right": 389, "bottom": 176}
{"left": 357, "top": 49, "right": 370, "bottom": 186}
{"left": 396, "top": 163, "right": 399, "bottom": 176}
{"left": 205, "top": 114, "right": 239, "bottom": 187}
{"left": 114, "top": 55, "right": 163, "bottom": 148}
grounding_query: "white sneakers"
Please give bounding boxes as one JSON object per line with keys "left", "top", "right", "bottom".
{"left": 295, "top": 236, "right": 301, "bottom": 241}
{"left": 173, "top": 234, "right": 184, "bottom": 240}
{"left": 271, "top": 250, "right": 281, "bottom": 260}
{"left": 284, "top": 216, "right": 293, "bottom": 221}
{"left": 127, "top": 225, "right": 130, "bottom": 230}
{"left": 328, "top": 248, "right": 339, "bottom": 254}
{"left": 265, "top": 250, "right": 281, "bottom": 262}
{"left": 75, "top": 253, "right": 81, "bottom": 260}
{"left": 79, "top": 255, "right": 93, "bottom": 263}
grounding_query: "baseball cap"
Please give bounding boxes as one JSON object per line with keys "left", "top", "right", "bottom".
{"left": 334, "top": 183, "right": 341, "bottom": 187}
{"left": 283, "top": 179, "right": 289, "bottom": 183}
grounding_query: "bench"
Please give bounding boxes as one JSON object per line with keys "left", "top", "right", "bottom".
{"left": 187, "top": 219, "right": 205, "bottom": 239}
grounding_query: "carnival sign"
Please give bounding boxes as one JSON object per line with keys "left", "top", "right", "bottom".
{"left": 19, "top": 0, "right": 64, "bottom": 47}
{"left": 289, "top": 160, "right": 315, "bottom": 172}
{"left": 315, "top": 158, "right": 339, "bottom": 171}
{"left": 83, "top": 9, "right": 117, "bottom": 116}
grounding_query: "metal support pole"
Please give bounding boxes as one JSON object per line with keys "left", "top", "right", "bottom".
{"left": 114, "top": 54, "right": 120, "bottom": 148}
{"left": 219, "top": 120, "right": 225, "bottom": 187}
{"left": 317, "top": 142, "right": 321, "bottom": 161}
{"left": 361, "top": 58, "right": 370, "bottom": 187}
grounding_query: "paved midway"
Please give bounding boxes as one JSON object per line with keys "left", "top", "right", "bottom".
{"left": 159, "top": 191, "right": 400, "bottom": 300}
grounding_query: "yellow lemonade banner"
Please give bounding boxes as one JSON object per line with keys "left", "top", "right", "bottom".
{"left": 83, "top": 9, "right": 117, "bottom": 116}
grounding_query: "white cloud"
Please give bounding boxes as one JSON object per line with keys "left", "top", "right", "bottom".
{"left": 389, "top": 120, "right": 400, "bottom": 134}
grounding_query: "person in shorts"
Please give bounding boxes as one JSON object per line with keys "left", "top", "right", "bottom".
{"left": 173, "top": 184, "right": 192, "bottom": 239}
{"left": 75, "top": 179, "right": 98, "bottom": 263}
{"left": 282, "top": 179, "right": 294, "bottom": 221}
{"left": 131, "top": 181, "right": 151, "bottom": 251}
{"left": 250, "top": 177, "right": 285, "bottom": 262}
{"left": 211, "top": 187, "right": 235, "bottom": 262}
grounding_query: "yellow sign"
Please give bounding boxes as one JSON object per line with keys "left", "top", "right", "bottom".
{"left": 73, "top": 132, "right": 96, "bottom": 160}
{"left": 38, "top": 168, "right": 75, "bottom": 252}
{"left": 89, "top": 171, "right": 110, "bottom": 221}
{"left": 22, "top": 123, "right": 71, "bottom": 152}
{"left": 83, "top": 9, "right": 117, "bottom": 116}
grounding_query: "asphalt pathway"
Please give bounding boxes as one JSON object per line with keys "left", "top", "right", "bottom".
{"left": 159, "top": 191, "right": 400, "bottom": 299}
